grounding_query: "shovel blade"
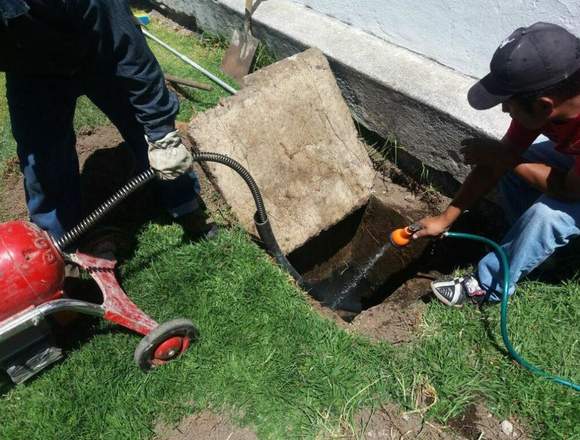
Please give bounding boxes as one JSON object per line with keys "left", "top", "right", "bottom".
{"left": 221, "top": 29, "right": 260, "bottom": 81}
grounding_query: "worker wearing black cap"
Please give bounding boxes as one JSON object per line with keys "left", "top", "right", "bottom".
{"left": 0, "top": 0, "right": 215, "bottom": 244}
{"left": 414, "top": 22, "right": 580, "bottom": 306}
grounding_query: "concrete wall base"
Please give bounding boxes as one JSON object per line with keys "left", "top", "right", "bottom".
{"left": 149, "top": 0, "right": 512, "bottom": 195}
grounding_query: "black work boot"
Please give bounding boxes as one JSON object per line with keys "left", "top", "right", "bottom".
{"left": 76, "top": 226, "right": 129, "bottom": 260}
{"left": 175, "top": 208, "right": 219, "bottom": 242}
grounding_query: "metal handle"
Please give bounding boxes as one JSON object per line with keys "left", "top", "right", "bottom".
{"left": 142, "top": 29, "right": 237, "bottom": 95}
{"left": 244, "top": 0, "right": 253, "bottom": 34}
{"left": 408, "top": 222, "right": 424, "bottom": 233}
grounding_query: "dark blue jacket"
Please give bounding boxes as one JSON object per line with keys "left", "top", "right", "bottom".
{"left": 0, "top": 0, "right": 178, "bottom": 140}
{"left": 0, "top": 0, "right": 28, "bottom": 22}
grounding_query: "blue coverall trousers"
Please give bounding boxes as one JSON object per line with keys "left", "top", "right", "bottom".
{"left": 3, "top": 0, "right": 201, "bottom": 240}
{"left": 6, "top": 73, "right": 200, "bottom": 240}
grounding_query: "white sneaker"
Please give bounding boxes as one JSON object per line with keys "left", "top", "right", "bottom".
{"left": 431, "top": 275, "right": 486, "bottom": 307}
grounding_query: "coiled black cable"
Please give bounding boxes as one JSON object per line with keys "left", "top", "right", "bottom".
{"left": 191, "top": 152, "right": 267, "bottom": 223}
{"left": 54, "top": 153, "right": 303, "bottom": 286}
{"left": 55, "top": 168, "right": 156, "bottom": 251}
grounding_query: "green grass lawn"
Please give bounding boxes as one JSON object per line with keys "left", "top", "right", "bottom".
{"left": 0, "top": 14, "right": 578, "bottom": 440}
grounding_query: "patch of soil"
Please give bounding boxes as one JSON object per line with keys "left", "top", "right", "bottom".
{"left": 351, "top": 402, "right": 528, "bottom": 440}
{"left": 297, "top": 163, "right": 508, "bottom": 338}
{"left": 352, "top": 404, "right": 464, "bottom": 439}
{"left": 296, "top": 193, "right": 434, "bottom": 315}
{"left": 350, "top": 276, "right": 434, "bottom": 345}
{"left": 0, "top": 124, "right": 230, "bottom": 234}
{"left": 291, "top": 178, "right": 442, "bottom": 336}
{"left": 293, "top": 171, "right": 450, "bottom": 325}
{"left": 305, "top": 294, "right": 351, "bottom": 330}
{"left": 380, "top": 160, "right": 449, "bottom": 209}
{"left": 0, "top": 157, "right": 28, "bottom": 222}
{"left": 448, "top": 402, "right": 529, "bottom": 440}
{"left": 0, "top": 125, "right": 140, "bottom": 224}
{"left": 148, "top": 8, "right": 198, "bottom": 36}
{"left": 303, "top": 276, "right": 433, "bottom": 344}
{"left": 155, "top": 411, "right": 258, "bottom": 440}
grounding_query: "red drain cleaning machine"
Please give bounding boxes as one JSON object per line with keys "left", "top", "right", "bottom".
{"left": 0, "top": 155, "right": 301, "bottom": 385}
{"left": 0, "top": 170, "right": 197, "bottom": 384}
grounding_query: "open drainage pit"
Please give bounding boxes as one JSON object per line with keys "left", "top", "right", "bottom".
{"left": 288, "top": 194, "right": 492, "bottom": 323}
{"left": 288, "top": 195, "right": 429, "bottom": 321}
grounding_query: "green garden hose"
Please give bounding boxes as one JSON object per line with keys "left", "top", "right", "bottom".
{"left": 444, "top": 231, "right": 580, "bottom": 392}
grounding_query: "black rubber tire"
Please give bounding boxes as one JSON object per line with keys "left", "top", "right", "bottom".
{"left": 134, "top": 319, "right": 198, "bottom": 372}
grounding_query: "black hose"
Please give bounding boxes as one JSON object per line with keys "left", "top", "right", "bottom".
{"left": 254, "top": 214, "right": 304, "bottom": 286}
{"left": 55, "top": 153, "right": 303, "bottom": 286}
{"left": 55, "top": 168, "right": 156, "bottom": 251}
{"left": 191, "top": 152, "right": 267, "bottom": 223}
{"left": 191, "top": 153, "right": 303, "bottom": 286}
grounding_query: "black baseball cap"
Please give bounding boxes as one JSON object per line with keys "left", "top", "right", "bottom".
{"left": 468, "top": 22, "right": 580, "bottom": 110}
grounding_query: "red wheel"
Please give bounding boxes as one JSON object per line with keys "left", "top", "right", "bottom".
{"left": 134, "top": 319, "right": 198, "bottom": 371}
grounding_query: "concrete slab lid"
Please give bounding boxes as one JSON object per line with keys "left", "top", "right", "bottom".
{"left": 188, "top": 48, "right": 375, "bottom": 254}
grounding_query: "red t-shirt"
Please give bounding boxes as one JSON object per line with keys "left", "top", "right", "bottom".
{"left": 505, "top": 114, "right": 580, "bottom": 174}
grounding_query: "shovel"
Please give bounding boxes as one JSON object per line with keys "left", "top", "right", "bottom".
{"left": 221, "top": 0, "right": 260, "bottom": 81}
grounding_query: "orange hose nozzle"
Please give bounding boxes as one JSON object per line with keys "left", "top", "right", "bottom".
{"left": 390, "top": 227, "right": 413, "bottom": 247}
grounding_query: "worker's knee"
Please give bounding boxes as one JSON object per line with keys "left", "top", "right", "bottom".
{"left": 521, "top": 199, "right": 580, "bottom": 236}
{"left": 525, "top": 201, "right": 559, "bottom": 224}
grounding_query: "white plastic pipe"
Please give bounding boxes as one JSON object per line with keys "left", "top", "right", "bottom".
{"left": 142, "top": 28, "right": 238, "bottom": 95}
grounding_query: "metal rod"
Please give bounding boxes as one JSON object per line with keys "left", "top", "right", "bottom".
{"left": 165, "top": 74, "right": 213, "bottom": 91}
{"left": 142, "top": 28, "right": 238, "bottom": 95}
{"left": 0, "top": 299, "right": 104, "bottom": 344}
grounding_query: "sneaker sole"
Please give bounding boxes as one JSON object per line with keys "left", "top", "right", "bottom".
{"left": 431, "top": 283, "right": 464, "bottom": 308}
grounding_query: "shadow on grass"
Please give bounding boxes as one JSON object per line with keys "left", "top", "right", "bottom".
{"left": 478, "top": 306, "right": 508, "bottom": 356}
{"left": 77, "top": 139, "right": 215, "bottom": 256}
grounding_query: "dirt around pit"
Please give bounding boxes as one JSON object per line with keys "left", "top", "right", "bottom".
{"left": 350, "top": 275, "right": 435, "bottom": 345}
{"left": 155, "top": 410, "right": 258, "bottom": 440}
{"left": 448, "top": 402, "right": 529, "bottom": 440}
{"left": 296, "top": 167, "right": 503, "bottom": 342}
{"left": 352, "top": 404, "right": 463, "bottom": 439}
{"left": 303, "top": 276, "right": 433, "bottom": 344}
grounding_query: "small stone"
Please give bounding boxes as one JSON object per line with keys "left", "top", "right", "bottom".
{"left": 501, "top": 420, "right": 514, "bottom": 436}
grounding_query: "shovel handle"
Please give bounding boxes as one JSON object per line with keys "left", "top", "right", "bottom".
{"left": 244, "top": 0, "right": 253, "bottom": 34}
{"left": 165, "top": 74, "right": 213, "bottom": 91}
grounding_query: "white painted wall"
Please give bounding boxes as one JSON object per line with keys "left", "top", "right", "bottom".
{"left": 289, "top": 0, "right": 580, "bottom": 78}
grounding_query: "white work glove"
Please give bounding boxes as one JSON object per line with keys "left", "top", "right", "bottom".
{"left": 146, "top": 130, "right": 193, "bottom": 180}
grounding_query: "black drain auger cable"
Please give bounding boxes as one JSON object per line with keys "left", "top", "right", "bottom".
{"left": 54, "top": 153, "right": 304, "bottom": 287}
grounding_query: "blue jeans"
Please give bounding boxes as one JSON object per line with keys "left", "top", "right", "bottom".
{"left": 476, "top": 137, "right": 580, "bottom": 301}
{"left": 6, "top": 74, "right": 200, "bottom": 239}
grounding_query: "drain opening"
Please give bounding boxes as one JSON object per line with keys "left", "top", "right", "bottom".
{"left": 288, "top": 195, "right": 491, "bottom": 321}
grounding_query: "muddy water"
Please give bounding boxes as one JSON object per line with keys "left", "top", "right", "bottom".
{"left": 328, "top": 242, "right": 393, "bottom": 309}
{"left": 293, "top": 196, "right": 430, "bottom": 315}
